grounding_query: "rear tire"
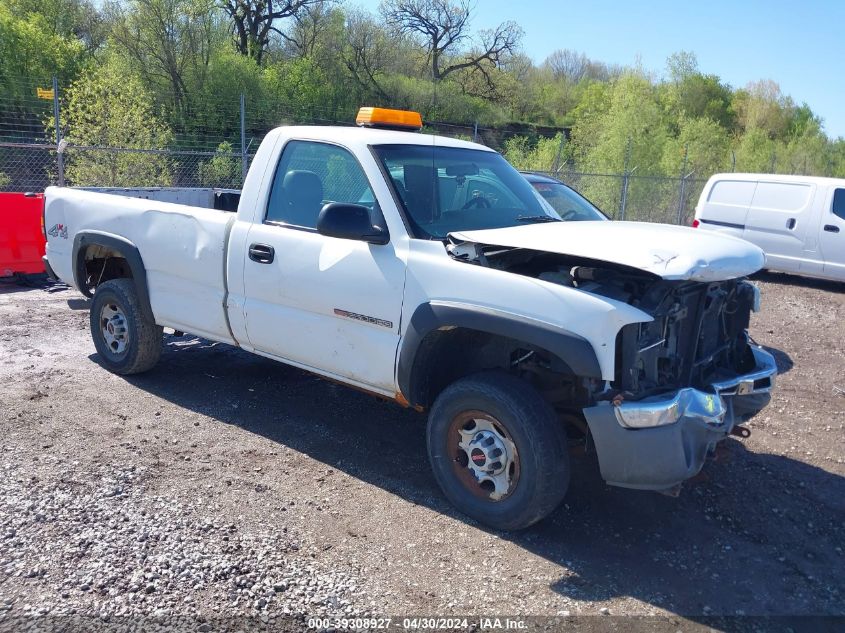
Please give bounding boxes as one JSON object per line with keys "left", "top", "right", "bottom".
{"left": 90, "top": 279, "right": 162, "bottom": 375}
{"left": 427, "top": 371, "right": 570, "bottom": 531}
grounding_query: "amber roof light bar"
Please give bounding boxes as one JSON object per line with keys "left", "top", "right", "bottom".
{"left": 355, "top": 107, "right": 423, "bottom": 131}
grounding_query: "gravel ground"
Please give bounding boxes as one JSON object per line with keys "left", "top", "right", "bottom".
{"left": 0, "top": 272, "right": 843, "bottom": 629}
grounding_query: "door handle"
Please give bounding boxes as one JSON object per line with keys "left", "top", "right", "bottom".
{"left": 248, "top": 243, "right": 275, "bottom": 264}
{"left": 786, "top": 218, "right": 796, "bottom": 229}
{"left": 824, "top": 224, "right": 840, "bottom": 233}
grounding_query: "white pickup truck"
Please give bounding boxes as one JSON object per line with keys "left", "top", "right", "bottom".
{"left": 43, "top": 108, "right": 777, "bottom": 530}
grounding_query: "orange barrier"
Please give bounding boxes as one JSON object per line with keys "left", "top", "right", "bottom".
{"left": 0, "top": 192, "right": 46, "bottom": 277}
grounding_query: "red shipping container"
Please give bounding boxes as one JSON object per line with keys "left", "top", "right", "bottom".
{"left": 0, "top": 192, "right": 46, "bottom": 277}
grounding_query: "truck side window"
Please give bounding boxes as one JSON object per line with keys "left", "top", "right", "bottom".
{"left": 266, "top": 140, "right": 375, "bottom": 228}
{"left": 833, "top": 188, "right": 845, "bottom": 221}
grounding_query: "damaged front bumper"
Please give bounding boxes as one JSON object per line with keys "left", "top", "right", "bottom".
{"left": 583, "top": 346, "right": 777, "bottom": 492}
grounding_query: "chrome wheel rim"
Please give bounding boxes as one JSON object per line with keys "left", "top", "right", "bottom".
{"left": 449, "top": 411, "right": 520, "bottom": 502}
{"left": 100, "top": 303, "right": 129, "bottom": 355}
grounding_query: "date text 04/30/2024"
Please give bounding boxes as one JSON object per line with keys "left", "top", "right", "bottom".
{"left": 307, "top": 617, "right": 528, "bottom": 630}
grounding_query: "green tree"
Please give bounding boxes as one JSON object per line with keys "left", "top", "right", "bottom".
{"left": 734, "top": 127, "right": 778, "bottom": 173}
{"left": 732, "top": 80, "right": 793, "bottom": 138}
{"left": 661, "top": 117, "right": 731, "bottom": 177}
{"left": 827, "top": 138, "right": 845, "bottom": 177}
{"left": 62, "top": 62, "right": 174, "bottom": 186}
{"left": 6, "top": 0, "right": 106, "bottom": 53}
{"left": 781, "top": 115, "right": 828, "bottom": 175}
{"left": 566, "top": 81, "right": 611, "bottom": 149}
{"left": 502, "top": 133, "right": 565, "bottom": 172}
{"left": 198, "top": 141, "right": 241, "bottom": 186}
{"left": 191, "top": 48, "right": 267, "bottom": 134}
{"left": 568, "top": 73, "right": 670, "bottom": 218}
{"left": 264, "top": 56, "right": 339, "bottom": 120}
{"left": 107, "top": 0, "right": 219, "bottom": 116}
{"left": 571, "top": 74, "right": 667, "bottom": 208}
{"left": 662, "top": 74, "right": 735, "bottom": 132}
{"left": 0, "top": 4, "right": 85, "bottom": 100}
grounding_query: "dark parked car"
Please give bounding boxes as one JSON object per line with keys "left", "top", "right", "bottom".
{"left": 521, "top": 172, "right": 609, "bottom": 221}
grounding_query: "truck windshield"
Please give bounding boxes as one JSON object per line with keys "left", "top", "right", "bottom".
{"left": 373, "top": 144, "right": 568, "bottom": 239}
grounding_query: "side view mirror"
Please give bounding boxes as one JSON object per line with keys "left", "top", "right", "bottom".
{"left": 317, "top": 203, "right": 389, "bottom": 245}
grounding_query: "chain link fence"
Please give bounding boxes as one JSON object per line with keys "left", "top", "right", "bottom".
{"left": 1, "top": 76, "right": 705, "bottom": 225}
{"left": 0, "top": 76, "right": 252, "bottom": 193}
{"left": 0, "top": 143, "right": 251, "bottom": 192}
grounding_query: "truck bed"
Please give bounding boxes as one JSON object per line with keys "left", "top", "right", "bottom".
{"left": 79, "top": 187, "right": 241, "bottom": 212}
{"left": 44, "top": 187, "right": 236, "bottom": 343}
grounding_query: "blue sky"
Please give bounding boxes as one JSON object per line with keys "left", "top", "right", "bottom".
{"left": 352, "top": 0, "right": 845, "bottom": 139}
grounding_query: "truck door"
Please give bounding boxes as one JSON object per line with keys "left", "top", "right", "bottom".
{"left": 241, "top": 140, "right": 406, "bottom": 392}
{"left": 819, "top": 187, "right": 845, "bottom": 281}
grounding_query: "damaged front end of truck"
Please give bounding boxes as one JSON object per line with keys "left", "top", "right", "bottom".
{"left": 585, "top": 274, "right": 777, "bottom": 492}
{"left": 446, "top": 221, "right": 778, "bottom": 493}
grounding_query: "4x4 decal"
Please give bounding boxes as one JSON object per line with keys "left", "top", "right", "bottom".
{"left": 47, "top": 223, "right": 68, "bottom": 239}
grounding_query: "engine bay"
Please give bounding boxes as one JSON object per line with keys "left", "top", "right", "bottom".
{"left": 448, "top": 242, "right": 759, "bottom": 400}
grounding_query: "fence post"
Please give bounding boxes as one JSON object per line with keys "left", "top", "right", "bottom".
{"left": 240, "top": 93, "right": 248, "bottom": 182}
{"left": 731, "top": 150, "right": 736, "bottom": 172}
{"left": 676, "top": 144, "right": 688, "bottom": 225}
{"left": 52, "top": 76, "right": 64, "bottom": 187}
{"left": 619, "top": 137, "right": 632, "bottom": 220}
{"left": 551, "top": 132, "right": 565, "bottom": 173}
{"left": 678, "top": 170, "right": 695, "bottom": 225}
{"left": 620, "top": 174, "right": 629, "bottom": 220}
{"left": 473, "top": 121, "right": 478, "bottom": 143}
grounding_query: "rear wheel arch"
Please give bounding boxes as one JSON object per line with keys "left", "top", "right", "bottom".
{"left": 398, "top": 302, "right": 602, "bottom": 409}
{"left": 72, "top": 231, "right": 154, "bottom": 323}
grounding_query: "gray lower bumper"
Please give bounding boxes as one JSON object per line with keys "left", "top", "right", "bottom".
{"left": 583, "top": 346, "right": 777, "bottom": 491}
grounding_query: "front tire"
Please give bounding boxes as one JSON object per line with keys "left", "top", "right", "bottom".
{"left": 427, "top": 371, "right": 570, "bottom": 531}
{"left": 90, "top": 278, "right": 162, "bottom": 375}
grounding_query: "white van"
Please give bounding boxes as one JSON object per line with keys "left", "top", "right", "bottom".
{"left": 693, "top": 173, "right": 845, "bottom": 282}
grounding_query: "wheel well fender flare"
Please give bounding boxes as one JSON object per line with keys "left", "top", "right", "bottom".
{"left": 72, "top": 231, "right": 154, "bottom": 323}
{"left": 397, "top": 301, "right": 602, "bottom": 406}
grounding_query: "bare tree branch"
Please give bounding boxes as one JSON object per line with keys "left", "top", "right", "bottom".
{"left": 380, "top": 0, "right": 521, "bottom": 82}
{"left": 220, "top": 0, "right": 328, "bottom": 63}
{"left": 107, "top": 0, "right": 216, "bottom": 114}
{"left": 339, "top": 10, "right": 392, "bottom": 100}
